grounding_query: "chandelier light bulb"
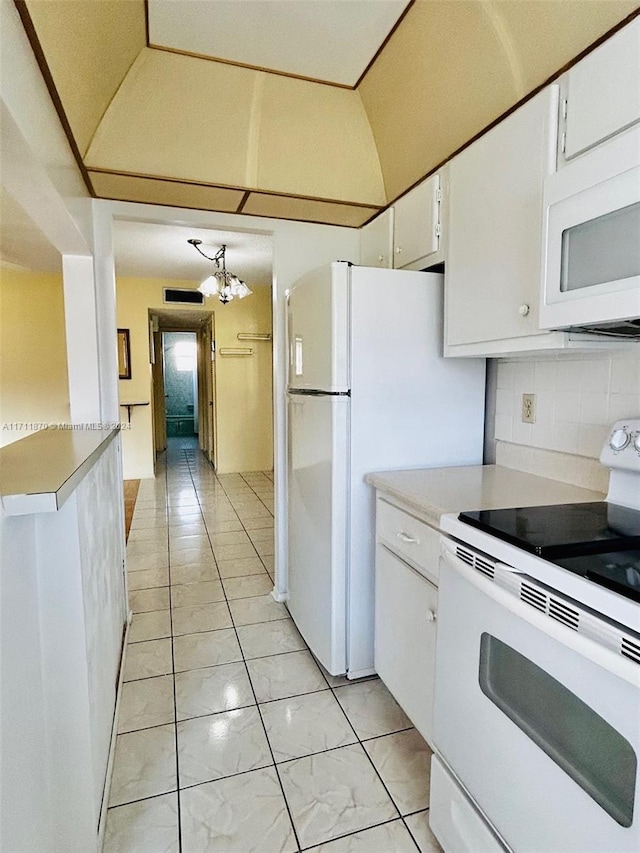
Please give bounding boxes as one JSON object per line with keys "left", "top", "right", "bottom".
{"left": 233, "top": 281, "right": 252, "bottom": 299}
{"left": 198, "top": 275, "right": 219, "bottom": 297}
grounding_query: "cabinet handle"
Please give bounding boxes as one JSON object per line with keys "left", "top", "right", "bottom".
{"left": 397, "top": 531, "right": 419, "bottom": 544}
{"left": 378, "top": 254, "right": 385, "bottom": 263}
{"left": 395, "top": 246, "right": 402, "bottom": 254}
{"left": 518, "top": 304, "right": 530, "bottom": 316}
{"left": 426, "top": 609, "right": 437, "bottom": 622}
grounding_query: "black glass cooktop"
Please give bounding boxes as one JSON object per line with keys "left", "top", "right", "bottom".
{"left": 459, "top": 501, "right": 640, "bottom": 558}
{"left": 552, "top": 550, "right": 640, "bottom": 603}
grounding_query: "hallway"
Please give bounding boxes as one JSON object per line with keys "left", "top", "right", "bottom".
{"left": 105, "top": 439, "right": 439, "bottom": 852}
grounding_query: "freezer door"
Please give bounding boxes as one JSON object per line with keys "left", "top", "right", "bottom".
{"left": 287, "top": 262, "right": 349, "bottom": 392}
{"left": 287, "top": 392, "right": 349, "bottom": 674}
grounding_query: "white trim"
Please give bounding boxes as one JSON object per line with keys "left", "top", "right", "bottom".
{"left": 97, "top": 611, "right": 132, "bottom": 850}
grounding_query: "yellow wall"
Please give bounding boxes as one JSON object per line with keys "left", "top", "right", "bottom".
{"left": 116, "top": 277, "right": 273, "bottom": 478}
{"left": 214, "top": 286, "right": 273, "bottom": 474}
{"left": 0, "top": 265, "right": 70, "bottom": 446}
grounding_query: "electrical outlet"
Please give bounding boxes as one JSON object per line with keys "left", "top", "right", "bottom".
{"left": 522, "top": 393, "right": 536, "bottom": 424}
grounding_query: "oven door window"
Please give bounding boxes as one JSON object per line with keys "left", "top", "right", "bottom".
{"left": 560, "top": 201, "right": 640, "bottom": 292}
{"left": 479, "top": 633, "right": 637, "bottom": 827}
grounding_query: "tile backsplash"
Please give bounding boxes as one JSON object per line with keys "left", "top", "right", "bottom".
{"left": 494, "top": 350, "right": 640, "bottom": 459}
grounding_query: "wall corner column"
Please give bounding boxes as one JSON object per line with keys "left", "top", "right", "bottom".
{"left": 62, "top": 254, "right": 101, "bottom": 424}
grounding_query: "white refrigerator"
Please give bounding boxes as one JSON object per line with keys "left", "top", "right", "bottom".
{"left": 287, "top": 262, "right": 485, "bottom": 678}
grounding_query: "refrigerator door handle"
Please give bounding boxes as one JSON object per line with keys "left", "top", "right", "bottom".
{"left": 288, "top": 389, "right": 351, "bottom": 397}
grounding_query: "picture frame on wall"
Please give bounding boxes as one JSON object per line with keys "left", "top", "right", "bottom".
{"left": 117, "top": 328, "right": 131, "bottom": 379}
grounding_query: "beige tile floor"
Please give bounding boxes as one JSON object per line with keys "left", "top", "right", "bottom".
{"left": 104, "top": 438, "right": 442, "bottom": 853}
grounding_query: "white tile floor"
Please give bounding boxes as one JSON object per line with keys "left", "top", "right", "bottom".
{"left": 104, "top": 438, "right": 442, "bottom": 852}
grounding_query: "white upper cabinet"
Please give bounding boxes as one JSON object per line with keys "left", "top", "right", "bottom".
{"left": 393, "top": 173, "right": 442, "bottom": 269}
{"left": 563, "top": 18, "right": 640, "bottom": 161}
{"left": 359, "top": 172, "right": 445, "bottom": 271}
{"left": 445, "top": 86, "right": 559, "bottom": 354}
{"left": 360, "top": 207, "right": 394, "bottom": 268}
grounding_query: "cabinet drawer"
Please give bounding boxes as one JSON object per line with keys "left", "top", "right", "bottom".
{"left": 375, "top": 544, "right": 438, "bottom": 745}
{"left": 377, "top": 498, "right": 440, "bottom": 583}
{"left": 430, "top": 756, "right": 508, "bottom": 853}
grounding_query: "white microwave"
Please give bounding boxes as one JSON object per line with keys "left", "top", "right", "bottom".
{"left": 540, "top": 124, "right": 640, "bottom": 335}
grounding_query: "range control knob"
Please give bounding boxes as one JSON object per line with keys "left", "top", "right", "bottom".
{"left": 610, "top": 428, "right": 630, "bottom": 451}
{"left": 634, "top": 432, "right": 640, "bottom": 453}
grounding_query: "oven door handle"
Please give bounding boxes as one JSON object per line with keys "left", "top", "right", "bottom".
{"left": 440, "top": 546, "right": 640, "bottom": 686}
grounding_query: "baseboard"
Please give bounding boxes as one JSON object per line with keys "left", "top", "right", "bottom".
{"left": 346, "top": 665, "right": 377, "bottom": 680}
{"left": 96, "top": 610, "right": 132, "bottom": 850}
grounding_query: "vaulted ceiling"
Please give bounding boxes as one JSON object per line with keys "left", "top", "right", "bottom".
{"left": 18, "top": 0, "right": 639, "bottom": 227}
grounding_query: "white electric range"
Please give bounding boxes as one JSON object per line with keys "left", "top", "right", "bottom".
{"left": 430, "top": 419, "right": 640, "bottom": 853}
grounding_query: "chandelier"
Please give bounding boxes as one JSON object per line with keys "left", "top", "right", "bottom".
{"left": 188, "top": 239, "right": 252, "bottom": 304}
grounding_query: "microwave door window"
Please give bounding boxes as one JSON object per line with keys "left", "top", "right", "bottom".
{"left": 560, "top": 201, "right": 640, "bottom": 292}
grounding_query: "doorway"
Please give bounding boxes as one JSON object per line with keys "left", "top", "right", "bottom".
{"left": 163, "top": 331, "right": 198, "bottom": 438}
{"left": 114, "top": 222, "right": 274, "bottom": 482}
{"left": 150, "top": 312, "right": 217, "bottom": 468}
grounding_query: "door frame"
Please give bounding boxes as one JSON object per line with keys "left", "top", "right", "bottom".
{"left": 150, "top": 319, "right": 167, "bottom": 459}
{"left": 197, "top": 315, "right": 217, "bottom": 467}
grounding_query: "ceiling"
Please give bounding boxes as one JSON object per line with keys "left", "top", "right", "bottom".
{"left": 0, "top": 184, "right": 61, "bottom": 273}
{"left": 148, "top": 0, "right": 411, "bottom": 87}
{"left": 0, "top": 191, "right": 274, "bottom": 284}
{"left": 17, "top": 1, "right": 640, "bottom": 227}
{"left": 112, "top": 219, "right": 273, "bottom": 285}
{"left": 153, "top": 308, "right": 212, "bottom": 330}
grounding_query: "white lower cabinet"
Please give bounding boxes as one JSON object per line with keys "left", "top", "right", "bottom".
{"left": 374, "top": 536, "right": 438, "bottom": 746}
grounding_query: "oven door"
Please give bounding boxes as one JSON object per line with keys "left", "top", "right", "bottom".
{"left": 433, "top": 544, "right": 640, "bottom": 853}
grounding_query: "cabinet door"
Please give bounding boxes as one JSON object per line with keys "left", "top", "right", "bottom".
{"left": 446, "top": 86, "right": 558, "bottom": 347}
{"left": 375, "top": 543, "right": 438, "bottom": 745}
{"left": 393, "top": 173, "right": 441, "bottom": 268}
{"left": 360, "top": 207, "right": 394, "bottom": 268}
{"left": 564, "top": 19, "right": 640, "bottom": 161}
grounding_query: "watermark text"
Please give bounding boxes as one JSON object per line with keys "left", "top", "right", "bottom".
{"left": 2, "top": 422, "right": 131, "bottom": 431}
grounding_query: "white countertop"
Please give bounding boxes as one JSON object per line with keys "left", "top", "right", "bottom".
{"left": 0, "top": 428, "right": 119, "bottom": 515}
{"left": 365, "top": 464, "right": 605, "bottom": 528}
